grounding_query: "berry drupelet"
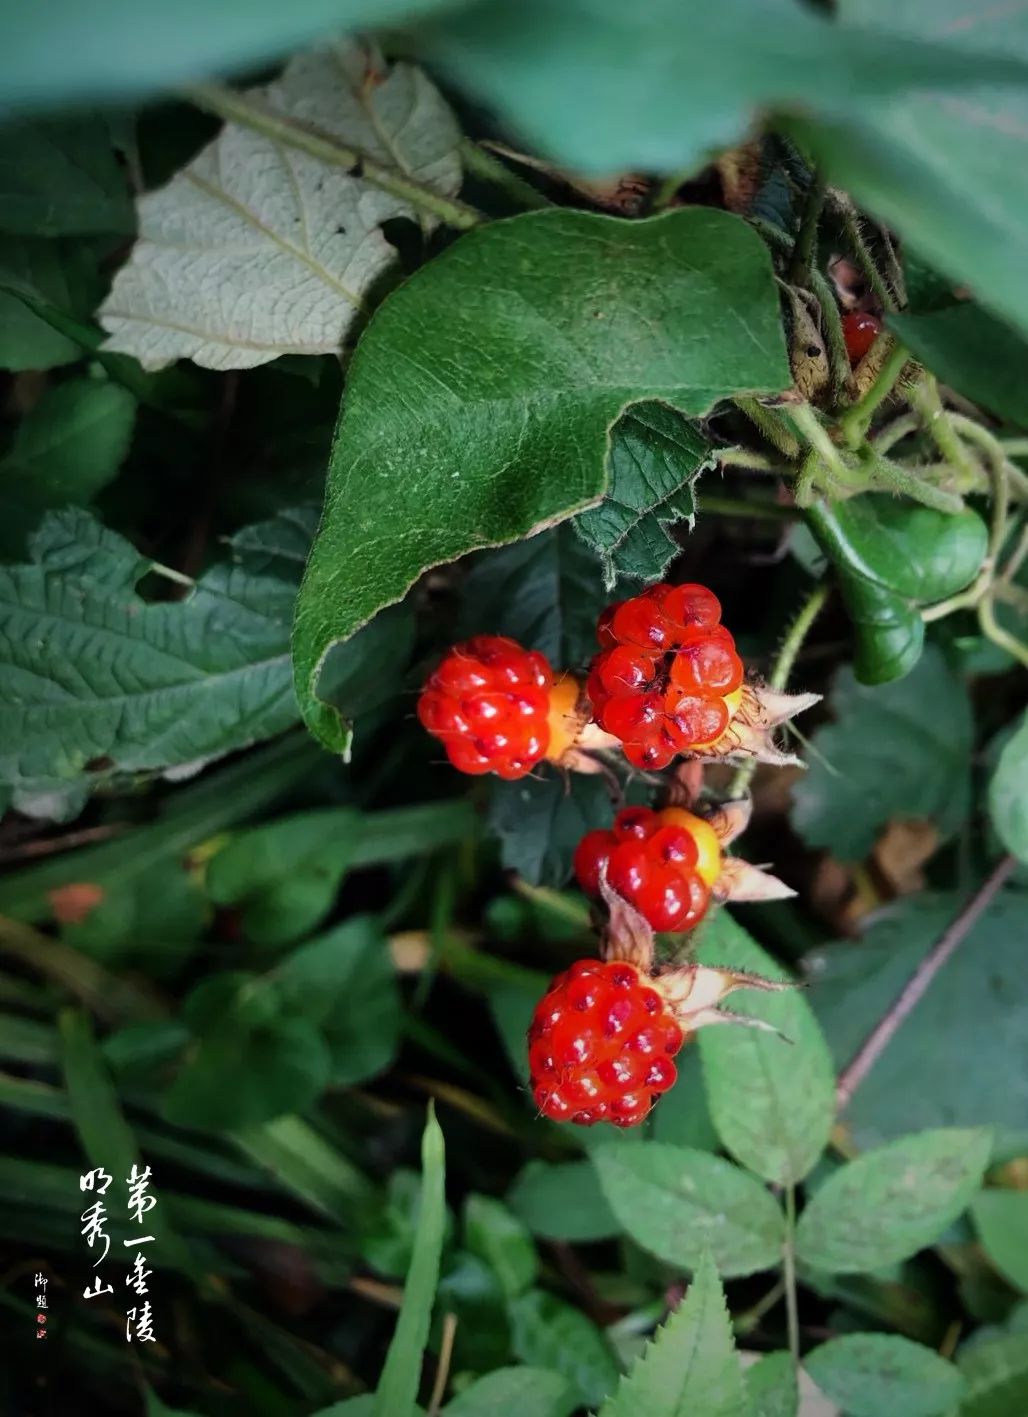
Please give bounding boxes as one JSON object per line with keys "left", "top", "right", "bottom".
{"left": 527, "top": 959, "right": 685, "bottom": 1126}
{"left": 841, "top": 310, "right": 882, "bottom": 365}
{"left": 574, "top": 805, "right": 722, "bottom": 932}
{"left": 586, "top": 583, "right": 744, "bottom": 770}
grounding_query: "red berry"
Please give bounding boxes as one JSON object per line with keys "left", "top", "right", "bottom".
{"left": 842, "top": 311, "right": 882, "bottom": 365}
{"left": 418, "top": 635, "right": 555, "bottom": 779}
{"left": 586, "top": 584, "right": 743, "bottom": 765}
{"left": 572, "top": 805, "right": 721, "bottom": 932}
{"left": 527, "top": 958, "right": 685, "bottom": 1126}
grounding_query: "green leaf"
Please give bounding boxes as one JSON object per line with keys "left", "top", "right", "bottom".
{"left": 508, "top": 1290, "right": 620, "bottom": 1412}
{"left": 593, "top": 1143, "right": 785, "bottom": 1277}
{"left": 598, "top": 1251, "right": 747, "bottom": 1417}
{"left": 696, "top": 910, "right": 835, "bottom": 1186}
{"left": 0, "top": 117, "right": 131, "bottom": 235}
{"left": 507, "top": 1160, "right": 620, "bottom": 1243}
{"left": 890, "top": 305, "right": 1028, "bottom": 431}
{"left": 796, "top": 1127, "right": 993, "bottom": 1274}
{"left": 488, "top": 772, "right": 612, "bottom": 887}
{"left": 808, "top": 892, "right": 1028, "bottom": 1154}
{"left": 293, "top": 206, "right": 788, "bottom": 753}
{"left": 957, "top": 1333, "right": 1028, "bottom": 1417}
{"left": 145, "top": 1389, "right": 202, "bottom": 1417}
{"left": 443, "top": 1367, "right": 576, "bottom": 1417}
{"left": 801, "top": 0, "right": 1028, "bottom": 340}
{"left": 791, "top": 647, "right": 974, "bottom": 860}
{"left": 273, "top": 917, "right": 402, "bottom": 1087}
{"left": 61, "top": 858, "right": 205, "bottom": 973}
{"left": 806, "top": 497, "right": 987, "bottom": 685}
{"left": 745, "top": 1351, "right": 798, "bottom": 1417}
{"left": 163, "top": 973, "right": 331, "bottom": 1131}
{"left": 573, "top": 404, "right": 712, "bottom": 588}
{"left": 458, "top": 524, "right": 609, "bottom": 669}
{"left": 972, "top": 1192, "right": 1028, "bottom": 1294}
{"left": 649, "top": 1048, "right": 719, "bottom": 1152}
{"left": 0, "top": 379, "right": 136, "bottom": 555}
{"left": 0, "top": 0, "right": 453, "bottom": 110}
{"left": 0, "top": 507, "right": 305, "bottom": 801}
{"left": 373, "top": 1105, "right": 447, "bottom": 1417}
{"left": 989, "top": 711, "right": 1028, "bottom": 866}
{"left": 0, "top": 237, "right": 103, "bottom": 371}
{"left": 804, "top": 1333, "right": 966, "bottom": 1417}
{"left": 99, "top": 42, "right": 461, "bottom": 371}
{"left": 362, "top": 1168, "right": 453, "bottom": 1279}
{"left": 58, "top": 1008, "right": 139, "bottom": 1197}
{"left": 464, "top": 1194, "right": 538, "bottom": 1299}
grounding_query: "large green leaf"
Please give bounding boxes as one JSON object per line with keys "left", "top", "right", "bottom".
{"left": 458, "top": 524, "right": 609, "bottom": 670}
{"left": 808, "top": 892, "right": 1028, "bottom": 1154}
{"left": 890, "top": 305, "right": 1028, "bottom": 431}
{"left": 0, "top": 0, "right": 454, "bottom": 110}
{"left": 989, "top": 712, "right": 1028, "bottom": 866}
{"left": 745, "top": 1352, "right": 798, "bottom": 1417}
{"left": 957, "top": 1333, "right": 1028, "bottom": 1417}
{"left": 508, "top": 1290, "right": 620, "bottom": 1412}
{"left": 293, "top": 206, "right": 788, "bottom": 753}
{"left": 507, "top": 1160, "right": 620, "bottom": 1243}
{"left": 573, "top": 404, "right": 712, "bottom": 589}
{"left": 0, "top": 118, "right": 131, "bottom": 235}
{"left": 99, "top": 42, "right": 461, "bottom": 372}
{"left": 796, "top": 1128, "right": 992, "bottom": 1274}
{"left": 373, "top": 1105, "right": 447, "bottom": 1417}
{"left": 806, "top": 497, "right": 987, "bottom": 685}
{"left": 593, "top": 1143, "right": 785, "bottom": 1277}
{"left": 804, "top": 1334, "right": 965, "bottom": 1417}
{"left": 696, "top": 911, "right": 835, "bottom": 1186}
{"left": 972, "top": 1191, "right": 1028, "bottom": 1295}
{"left": 463, "top": 1194, "right": 538, "bottom": 1300}
{"left": 272, "top": 917, "right": 402, "bottom": 1088}
{"left": 488, "top": 772, "right": 612, "bottom": 887}
{"left": 598, "top": 1251, "right": 748, "bottom": 1417}
{"left": 0, "top": 237, "right": 104, "bottom": 371}
{"left": 0, "top": 507, "right": 305, "bottom": 803}
{"left": 791, "top": 647, "right": 974, "bottom": 860}
{"left": 443, "top": 1368, "right": 575, "bottom": 1417}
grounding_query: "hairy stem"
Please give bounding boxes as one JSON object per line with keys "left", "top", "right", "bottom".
{"left": 732, "top": 397, "right": 803, "bottom": 460}
{"left": 729, "top": 581, "right": 829, "bottom": 796}
{"left": 839, "top": 338, "right": 909, "bottom": 446}
{"left": 788, "top": 174, "right": 826, "bottom": 285}
{"left": 184, "top": 82, "right": 484, "bottom": 230}
{"left": 836, "top": 857, "right": 1017, "bottom": 1112}
{"left": 907, "top": 378, "right": 980, "bottom": 486}
{"left": 458, "top": 139, "right": 552, "bottom": 209}
{"left": 833, "top": 198, "right": 898, "bottom": 312}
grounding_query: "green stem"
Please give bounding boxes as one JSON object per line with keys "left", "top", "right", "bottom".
{"left": 839, "top": 338, "right": 909, "bottom": 446}
{"left": 732, "top": 397, "right": 803, "bottom": 460}
{"left": 785, "top": 402, "right": 852, "bottom": 483}
{"left": 788, "top": 174, "right": 826, "bottom": 285}
{"left": 651, "top": 171, "right": 689, "bottom": 211}
{"left": 184, "top": 82, "right": 484, "bottom": 231}
{"left": 700, "top": 494, "right": 793, "bottom": 522}
{"left": 999, "top": 437, "right": 1028, "bottom": 457}
{"left": 810, "top": 269, "right": 850, "bottom": 403}
{"left": 833, "top": 198, "right": 897, "bottom": 311}
{"left": 872, "top": 412, "right": 920, "bottom": 455}
{"left": 907, "top": 378, "right": 980, "bottom": 485}
{"left": 859, "top": 447, "right": 965, "bottom": 514}
{"left": 728, "top": 581, "right": 829, "bottom": 796}
{"left": 948, "top": 414, "right": 1028, "bottom": 502}
{"left": 458, "top": 139, "right": 552, "bottom": 210}
{"left": 715, "top": 447, "right": 786, "bottom": 474}
{"left": 783, "top": 1183, "right": 800, "bottom": 1367}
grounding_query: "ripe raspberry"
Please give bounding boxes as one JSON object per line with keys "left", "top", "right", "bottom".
{"left": 842, "top": 311, "right": 882, "bottom": 365}
{"left": 418, "top": 635, "right": 558, "bottom": 779}
{"left": 527, "top": 959, "right": 685, "bottom": 1126}
{"left": 587, "top": 584, "right": 744, "bottom": 770}
{"left": 574, "top": 806, "right": 722, "bottom": 931}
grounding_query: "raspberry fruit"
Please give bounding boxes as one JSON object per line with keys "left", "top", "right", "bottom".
{"left": 527, "top": 959, "right": 685, "bottom": 1126}
{"left": 574, "top": 806, "right": 722, "bottom": 931}
{"left": 586, "top": 584, "right": 744, "bottom": 770}
{"left": 418, "top": 636, "right": 586, "bottom": 779}
{"left": 842, "top": 311, "right": 882, "bottom": 365}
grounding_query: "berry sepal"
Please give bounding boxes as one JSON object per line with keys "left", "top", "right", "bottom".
{"left": 688, "top": 683, "right": 821, "bottom": 768}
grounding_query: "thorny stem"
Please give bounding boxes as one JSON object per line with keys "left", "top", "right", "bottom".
{"left": 732, "top": 397, "right": 803, "bottom": 460}
{"left": 839, "top": 338, "right": 909, "bottom": 447}
{"left": 872, "top": 412, "right": 920, "bottom": 456}
{"left": 810, "top": 268, "right": 851, "bottom": 402}
{"left": 832, "top": 197, "right": 898, "bottom": 312}
{"left": 715, "top": 447, "right": 786, "bottom": 474}
{"left": 908, "top": 377, "right": 980, "bottom": 487}
{"left": 788, "top": 173, "right": 827, "bottom": 285}
{"left": 458, "top": 139, "right": 552, "bottom": 210}
{"left": 785, "top": 403, "right": 853, "bottom": 493}
{"left": 835, "top": 857, "right": 1018, "bottom": 1113}
{"left": 184, "top": 82, "right": 484, "bottom": 230}
{"left": 728, "top": 581, "right": 829, "bottom": 797}
{"left": 783, "top": 1184, "right": 800, "bottom": 1367}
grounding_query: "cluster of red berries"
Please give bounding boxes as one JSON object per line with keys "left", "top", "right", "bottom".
{"left": 574, "top": 805, "right": 722, "bottom": 932}
{"left": 586, "top": 583, "right": 743, "bottom": 770}
{"left": 416, "top": 634, "right": 556, "bottom": 780}
{"left": 528, "top": 959, "right": 685, "bottom": 1126}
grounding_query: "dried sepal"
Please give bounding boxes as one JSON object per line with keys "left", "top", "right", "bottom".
{"left": 714, "top": 856, "right": 797, "bottom": 904}
{"left": 691, "top": 683, "right": 821, "bottom": 767}
{"left": 703, "top": 795, "right": 752, "bottom": 847}
{"left": 598, "top": 869, "right": 655, "bottom": 971}
{"left": 657, "top": 962, "right": 798, "bottom": 1039}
